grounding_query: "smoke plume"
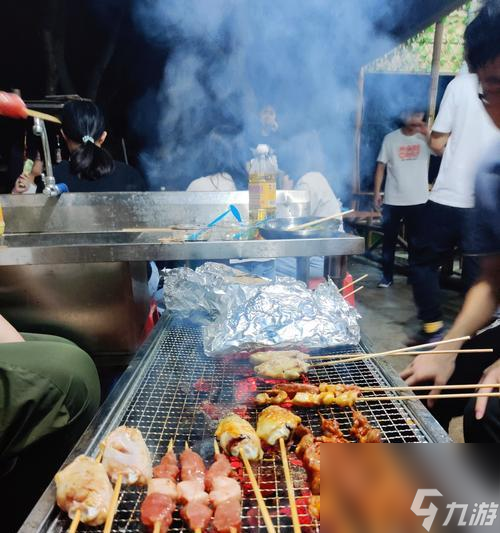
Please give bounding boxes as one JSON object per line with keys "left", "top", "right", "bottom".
{"left": 132, "top": 0, "right": 396, "bottom": 196}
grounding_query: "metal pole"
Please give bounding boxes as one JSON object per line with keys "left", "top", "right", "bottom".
{"left": 352, "top": 66, "right": 365, "bottom": 210}
{"left": 428, "top": 20, "right": 445, "bottom": 125}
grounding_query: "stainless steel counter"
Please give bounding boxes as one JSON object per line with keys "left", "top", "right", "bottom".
{"left": 0, "top": 231, "right": 363, "bottom": 265}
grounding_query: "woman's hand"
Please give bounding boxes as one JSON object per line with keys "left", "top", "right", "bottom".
{"left": 12, "top": 174, "right": 34, "bottom": 194}
{"left": 475, "top": 359, "right": 500, "bottom": 420}
{"left": 400, "top": 352, "right": 458, "bottom": 407}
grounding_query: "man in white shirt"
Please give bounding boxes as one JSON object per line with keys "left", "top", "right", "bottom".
{"left": 373, "top": 111, "right": 431, "bottom": 288}
{"left": 408, "top": 4, "right": 500, "bottom": 345}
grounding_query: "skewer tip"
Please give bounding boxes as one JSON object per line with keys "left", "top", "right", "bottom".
{"left": 167, "top": 438, "right": 174, "bottom": 453}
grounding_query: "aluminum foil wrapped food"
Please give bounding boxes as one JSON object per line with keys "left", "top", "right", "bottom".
{"left": 203, "top": 278, "right": 360, "bottom": 356}
{"left": 162, "top": 262, "right": 269, "bottom": 323}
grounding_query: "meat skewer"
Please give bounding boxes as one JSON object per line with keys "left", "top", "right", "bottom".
{"left": 211, "top": 440, "right": 240, "bottom": 533}
{"left": 349, "top": 411, "right": 382, "bottom": 443}
{"left": 179, "top": 443, "right": 213, "bottom": 533}
{"left": 216, "top": 415, "right": 275, "bottom": 533}
{"left": 55, "top": 451, "right": 110, "bottom": 531}
{"left": 0, "top": 91, "right": 61, "bottom": 123}
{"left": 255, "top": 406, "right": 302, "bottom": 532}
{"left": 101, "top": 426, "right": 152, "bottom": 533}
{"left": 141, "top": 439, "right": 178, "bottom": 533}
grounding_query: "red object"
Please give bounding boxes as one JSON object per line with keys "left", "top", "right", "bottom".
{"left": 140, "top": 493, "right": 175, "bottom": 533}
{"left": 342, "top": 272, "right": 356, "bottom": 306}
{"left": 0, "top": 92, "right": 28, "bottom": 119}
{"left": 141, "top": 300, "right": 160, "bottom": 341}
{"left": 194, "top": 378, "right": 212, "bottom": 393}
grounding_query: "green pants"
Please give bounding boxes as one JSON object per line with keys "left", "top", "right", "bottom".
{"left": 0, "top": 333, "right": 100, "bottom": 460}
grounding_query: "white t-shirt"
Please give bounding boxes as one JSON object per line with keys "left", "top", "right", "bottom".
{"left": 295, "top": 172, "right": 342, "bottom": 217}
{"left": 377, "top": 129, "right": 430, "bottom": 206}
{"left": 430, "top": 73, "right": 500, "bottom": 208}
{"left": 186, "top": 172, "right": 236, "bottom": 192}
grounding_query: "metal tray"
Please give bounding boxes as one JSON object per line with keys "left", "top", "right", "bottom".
{"left": 259, "top": 216, "right": 341, "bottom": 240}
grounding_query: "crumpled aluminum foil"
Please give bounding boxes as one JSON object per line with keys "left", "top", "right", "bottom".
{"left": 162, "top": 262, "right": 269, "bottom": 323}
{"left": 203, "top": 277, "right": 360, "bottom": 356}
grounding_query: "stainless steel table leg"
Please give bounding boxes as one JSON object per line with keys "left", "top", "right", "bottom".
{"left": 324, "top": 255, "right": 347, "bottom": 286}
{"left": 296, "top": 257, "right": 310, "bottom": 283}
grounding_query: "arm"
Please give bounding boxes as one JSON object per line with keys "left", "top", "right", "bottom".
{"left": 373, "top": 162, "right": 385, "bottom": 209}
{"left": 429, "top": 131, "right": 450, "bottom": 156}
{"left": 0, "top": 314, "right": 24, "bottom": 343}
{"left": 400, "top": 280, "right": 498, "bottom": 405}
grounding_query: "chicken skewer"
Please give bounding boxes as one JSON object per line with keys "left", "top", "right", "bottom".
{"left": 179, "top": 443, "right": 213, "bottom": 533}
{"left": 102, "top": 426, "right": 152, "bottom": 533}
{"left": 256, "top": 406, "right": 302, "bottom": 532}
{"left": 56, "top": 450, "right": 110, "bottom": 532}
{"left": 216, "top": 414, "right": 275, "bottom": 533}
{"left": 210, "top": 440, "right": 240, "bottom": 533}
{"left": 141, "top": 439, "right": 178, "bottom": 533}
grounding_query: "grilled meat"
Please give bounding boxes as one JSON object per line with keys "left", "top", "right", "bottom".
{"left": 147, "top": 478, "right": 177, "bottom": 500}
{"left": 320, "top": 415, "right": 349, "bottom": 443}
{"left": 55, "top": 455, "right": 113, "bottom": 526}
{"left": 256, "top": 405, "right": 302, "bottom": 446}
{"left": 180, "top": 501, "right": 213, "bottom": 530}
{"left": 254, "top": 356, "right": 310, "bottom": 380}
{"left": 180, "top": 448, "right": 206, "bottom": 483}
{"left": 209, "top": 453, "right": 242, "bottom": 532}
{"left": 141, "top": 493, "right": 176, "bottom": 533}
{"left": 350, "top": 410, "right": 382, "bottom": 443}
{"left": 101, "top": 426, "right": 152, "bottom": 485}
{"left": 275, "top": 383, "right": 320, "bottom": 396}
{"left": 206, "top": 453, "right": 233, "bottom": 491}
{"left": 153, "top": 449, "right": 179, "bottom": 480}
{"left": 255, "top": 389, "right": 289, "bottom": 405}
{"left": 216, "top": 414, "right": 263, "bottom": 461}
{"left": 249, "top": 350, "right": 310, "bottom": 365}
{"left": 309, "top": 495, "right": 321, "bottom": 520}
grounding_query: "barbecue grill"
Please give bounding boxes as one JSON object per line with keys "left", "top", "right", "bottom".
{"left": 22, "top": 314, "right": 450, "bottom": 533}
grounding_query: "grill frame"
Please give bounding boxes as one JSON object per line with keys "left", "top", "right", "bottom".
{"left": 21, "top": 313, "right": 450, "bottom": 533}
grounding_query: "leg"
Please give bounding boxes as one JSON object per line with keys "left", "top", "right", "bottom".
{"left": 410, "top": 201, "right": 461, "bottom": 324}
{"left": 381, "top": 204, "right": 402, "bottom": 282}
{"left": 0, "top": 340, "right": 100, "bottom": 459}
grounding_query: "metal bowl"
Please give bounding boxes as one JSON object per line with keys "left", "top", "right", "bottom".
{"left": 259, "top": 216, "right": 341, "bottom": 240}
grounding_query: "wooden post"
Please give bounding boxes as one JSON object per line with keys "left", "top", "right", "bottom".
{"left": 352, "top": 66, "right": 365, "bottom": 211}
{"left": 428, "top": 20, "right": 445, "bottom": 126}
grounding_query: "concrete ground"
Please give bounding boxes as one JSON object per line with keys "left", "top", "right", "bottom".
{"left": 346, "top": 255, "right": 465, "bottom": 441}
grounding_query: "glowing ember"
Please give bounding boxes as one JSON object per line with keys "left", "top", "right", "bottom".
{"left": 193, "top": 378, "right": 212, "bottom": 392}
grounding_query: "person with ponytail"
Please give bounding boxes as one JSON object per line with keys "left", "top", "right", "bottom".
{"left": 42, "top": 100, "right": 146, "bottom": 192}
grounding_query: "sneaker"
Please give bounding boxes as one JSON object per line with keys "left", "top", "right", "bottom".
{"left": 377, "top": 277, "right": 393, "bottom": 288}
{"left": 405, "top": 328, "right": 444, "bottom": 347}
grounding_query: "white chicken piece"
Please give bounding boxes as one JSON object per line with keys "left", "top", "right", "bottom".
{"left": 177, "top": 479, "right": 209, "bottom": 505}
{"left": 249, "top": 350, "right": 309, "bottom": 366}
{"left": 256, "top": 406, "right": 302, "bottom": 446}
{"left": 147, "top": 478, "right": 178, "bottom": 500}
{"left": 101, "top": 426, "right": 152, "bottom": 485}
{"left": 254, "top": 356, "right": 310, "bottom": 380}
{"left": 208, "top": 476, "right": 241, "bottom": 507}
{"left": 55, "top": 455, "right": 113, "bottom": 526}
{"left": 216, "top": 414, "right": 263, "bottom": 461}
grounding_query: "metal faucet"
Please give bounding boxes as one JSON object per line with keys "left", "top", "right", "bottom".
{"left": 32, "top": 117, "right": 61, "bottom": 196}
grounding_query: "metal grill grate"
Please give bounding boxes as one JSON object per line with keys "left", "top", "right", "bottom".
{"left": 49, "top": 322, "right": 430, "bottom": 533}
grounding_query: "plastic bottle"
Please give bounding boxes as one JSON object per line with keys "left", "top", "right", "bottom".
{"left": 247, "top": 144, "right": 278, "bottom": 225}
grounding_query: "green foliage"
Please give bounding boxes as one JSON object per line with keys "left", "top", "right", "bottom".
{"left": 368, "top": 2, "right": 472, "bottom": 74}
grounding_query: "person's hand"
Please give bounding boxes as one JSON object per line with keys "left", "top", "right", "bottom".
{"left": 12, "top": 174, "right": 33, "bottom": 194}
{"left": 30, "top": 158, "right": 43, "bottom": 178}
{"left": 400, "top": 352, "right": 457, "bottom": 408}
{"left": 475, "top": 359, "right": 500, "bottom": 420}
{"left": 374, "top": 192, "right": 383, "bottom": 210}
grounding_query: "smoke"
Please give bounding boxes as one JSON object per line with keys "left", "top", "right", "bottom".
{"left": 132, "top": 0, "right": 397, "bottom": 196}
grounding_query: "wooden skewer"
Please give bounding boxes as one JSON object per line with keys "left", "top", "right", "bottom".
{"left": 279, "top": 438, "right": 301, "bottom": 533}
{"left": 68, "top": 449, "right": 104, "bottom": 532}
{"left": 286, "top": 209, "right": 354, "bottom": 231}
{"left": 342, "top": 285, "right": 364, "bottom": 298}
{"left": 239, "top": 449, "right": 276, "bottom": 533}
{"left": 311, "top": 347, "right": 493, "bottom": 367}
{"left": 26, "top": 108, "right": 61, "bottom": 124}
{"left": 153, "top": 522, "right": 162, "bottom": 533}
{"left": 103, "top": 473, "right": 123, "bottom": 533}
{"left": 338, "top": 274, "right": 368, "bottom": 292}
{"left": 311, "top": 348, "right": 493, "bottom": 361}
{"left": 68, "top": 510, "right": 81, "bottom": 533}
{"left": 361, "top": 383, "right": 500, "bottom": 392}
{"left": 360, "top": 392, "right": 500, "bottom": 402}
